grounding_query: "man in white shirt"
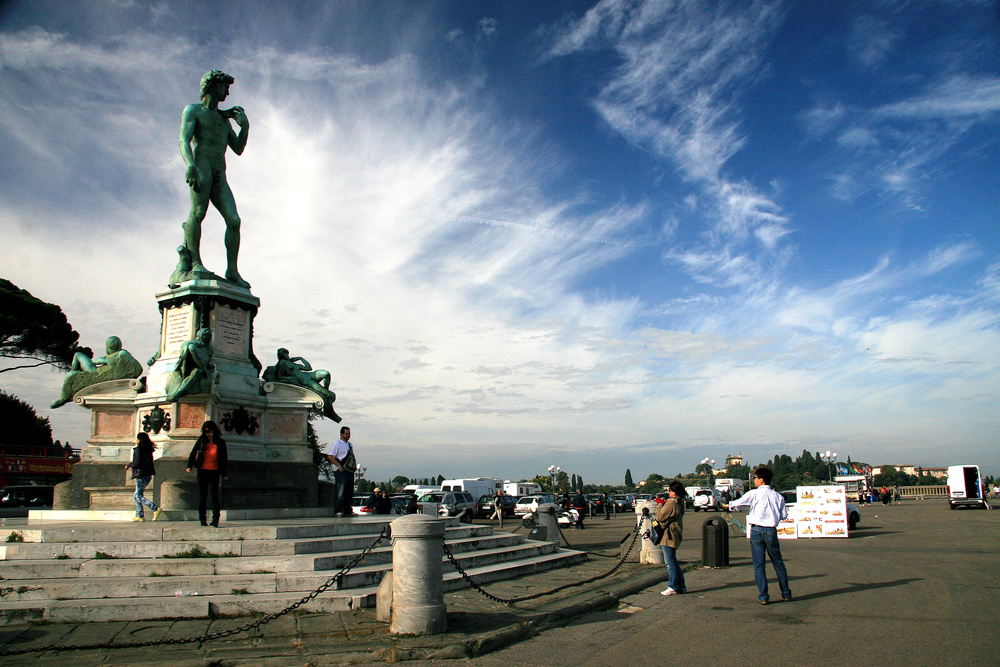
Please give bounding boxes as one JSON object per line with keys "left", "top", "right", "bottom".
{"left": 723, "top": 467, "right": 792, "bottom": 605}
{"left": 325, "top": 426, "right": 356, "bottom": 517}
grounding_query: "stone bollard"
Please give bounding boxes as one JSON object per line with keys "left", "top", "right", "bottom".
{"left": 534, "top": 503, "right": 563, "bottom": 546}
{"left": 389, "top": 514, "right": 447, "bottom": 635}
{"left": 635, "top": 501, "right": 665, "bottom": 565}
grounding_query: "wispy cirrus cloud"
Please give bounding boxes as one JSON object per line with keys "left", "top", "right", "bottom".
{"left": 543, "top": 0, "right": 793, "bottom": 291}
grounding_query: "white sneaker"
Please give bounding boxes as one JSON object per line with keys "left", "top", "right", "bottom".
{"left": 660, "top": 587, "right": 677, "bottom": 596}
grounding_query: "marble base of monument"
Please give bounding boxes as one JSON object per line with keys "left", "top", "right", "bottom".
{"left": 53, "top": 281, "right": 329, "bottom": 513}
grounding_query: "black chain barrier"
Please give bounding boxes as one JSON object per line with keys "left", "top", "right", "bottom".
{"left": 539, "top": 507, "right": 628, "bottom": 559}
{"left": 0, "top": 525, "right": 391, "bottom": 657}
{"left": 442, "top": 520, "right": 642, "bottom": 605}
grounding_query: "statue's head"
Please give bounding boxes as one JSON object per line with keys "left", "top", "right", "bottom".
{"left": 277, "top": 348, "right": 290, "bottom": 359}
{"left": 200, "top": 70, "right": 235, "bottom": 98}
{"left": 197, "top": 327, "right": 212, "bottom": 343}
{"left": 105, "top": 336, "right": 122, "bottom": 353}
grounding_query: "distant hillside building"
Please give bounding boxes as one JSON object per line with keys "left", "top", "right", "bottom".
{"left": 725, "top": 453, "right": 744, "bottom": 468}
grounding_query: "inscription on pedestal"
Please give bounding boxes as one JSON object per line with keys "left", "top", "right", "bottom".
{"left": 162, "top": 305, "right": 196, "bottom": 357}
{"left": 94, "top": 411, "right": 134, "bottom": 436}
{"left": 268, "top": 413, "right": 307, "bottom": 440}
{"left": 212, "top": 305, "right": 249, "bottom": 358}
{"left": 177, "top": 402, "right": 208, "bottom": 430}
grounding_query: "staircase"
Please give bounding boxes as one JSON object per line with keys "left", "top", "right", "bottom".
{"left": 0, "top": 513, "right": 586, "bottom": 625}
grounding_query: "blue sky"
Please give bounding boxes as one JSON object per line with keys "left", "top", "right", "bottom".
{"left": 1, "top": 0, "right": 998, "bottom": 483}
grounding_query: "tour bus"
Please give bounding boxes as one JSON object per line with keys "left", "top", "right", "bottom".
{"left": 947, "top": 465, "right": 988, "bottom": 510}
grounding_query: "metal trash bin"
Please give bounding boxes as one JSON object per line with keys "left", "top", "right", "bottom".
{"left": 702, "top": 517, "right": 729, "bottom": 567}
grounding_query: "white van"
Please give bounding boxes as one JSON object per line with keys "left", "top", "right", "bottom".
{"left": 440, "top": 477, "right": 503, "bottom": 501}
{"left": 947, "top": 465, "right": 988, "bottom": 510}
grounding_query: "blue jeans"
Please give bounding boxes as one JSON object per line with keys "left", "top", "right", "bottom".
{"left": 661, "top": 544, "right": 686, "bottom": 593}
{"left": 334, "top": 470, "right": 355, "bottom": 515}
{"left": 750, "top": 526, "right": 791, "bottom": 601}
{"left": 133, "top": 476, "right": 158, "bottom": 517}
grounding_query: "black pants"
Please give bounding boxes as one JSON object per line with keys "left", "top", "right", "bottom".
{"left": 197, "top": 468, "right": 222, "bottom": 525}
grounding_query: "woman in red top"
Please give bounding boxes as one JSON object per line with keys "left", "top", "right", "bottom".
{"left": 186, "top": 420, "right": 228, "bottom": 527}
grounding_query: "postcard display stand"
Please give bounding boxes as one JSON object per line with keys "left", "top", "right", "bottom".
{"left": 777, "top": 485, "right": 850, "bottom": 539}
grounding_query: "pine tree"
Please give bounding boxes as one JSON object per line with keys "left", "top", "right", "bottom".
{"left": 625, "top": 469, "right": 634, "bottom": 489}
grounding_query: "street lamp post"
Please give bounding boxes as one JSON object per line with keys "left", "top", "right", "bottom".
{"left": 547, "top": 465, "right": 561, "bottom": 494}
{"left": 700, "top": 458, "right": 716, "bottom": 485}
{"left": 822, "top": 451, "right": 838, "bottom": 482}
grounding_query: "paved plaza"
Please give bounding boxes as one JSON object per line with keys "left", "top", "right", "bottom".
{"left": 2, "top": 500, "right": 997, "bottom": 666}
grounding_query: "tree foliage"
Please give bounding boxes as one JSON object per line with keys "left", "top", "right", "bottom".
{"left": 0, "top": 279, "right": 86, "bottom": 373}
{"left": 0, "top": 390, "right": 54, "bottom": 447}
{"left": 624, "top": 468, "right": 634, "bottom": 489}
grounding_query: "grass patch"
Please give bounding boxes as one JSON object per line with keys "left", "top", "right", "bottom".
{"left": 56, "top": 554, "right": 69, "bottom": 560}
{"left": 249, "top": 569, "right": 275, "bottom": 574}
{"left": 5, "top": 531, "right": 24, "bottom": 543}
{"left": 93, "top": 551, "right": 118, "bottom": 559}
{"left": 230, "top": 588, "right": 249, "bottom": 595}
{"left": 163, "top": 545, "right": 237, "bottom": 559}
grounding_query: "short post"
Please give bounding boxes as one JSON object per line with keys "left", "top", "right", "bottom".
{"left": 535, "top": 503, "right": 562, "bottom": 545}
{"left": 635, "top": 501, "right": 664, "bottom": 565}
{"left": 389, "top": 514, "right": 447, "bottom": 635}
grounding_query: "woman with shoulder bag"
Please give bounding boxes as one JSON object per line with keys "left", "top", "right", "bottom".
{"left": 656, "top": 480, "right": 687, "bottom": 596}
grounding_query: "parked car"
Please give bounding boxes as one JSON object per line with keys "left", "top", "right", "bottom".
{"left": 585, "top": 493, "right": 609, "bottom": 513}
{"left": 417, "top": 491, "right": 476, "bottom": 522}
{"left": 0, "top": 486, "right": 54, "bottom": 507}
{"left": 350, "top": 495, "right": 406, "bottom": 515}
{"left": 476, "top": 494, "right": 517, "bottom": 519}
{"left": 780, "top": 490, "right": 861, "bottom": 530}
{"left": 514, "top": 495, "right": 553, "bottom": 518}
{"left": 692, "top": 488, "right": 723, "bottom": 511}
{"left": 612, "top": 494, "right": 634, "bottom": 512}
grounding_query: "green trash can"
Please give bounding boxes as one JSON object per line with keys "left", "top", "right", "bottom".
{"left": 702, "top": 517, "right": 729, "bottom": 567}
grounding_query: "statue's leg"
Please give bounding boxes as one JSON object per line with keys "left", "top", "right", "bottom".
{"left": 214, "top": 180, "right": 250, "bottom": 288}
{"left": 184, "top": 184, "right": 212, "bottom": 274}
{"left": 70, "top": 352, "right": 98, "bottom": 373}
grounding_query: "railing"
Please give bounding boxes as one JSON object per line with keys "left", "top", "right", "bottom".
{"left": 898, "top": 486, "right": 947, "bottom": 498}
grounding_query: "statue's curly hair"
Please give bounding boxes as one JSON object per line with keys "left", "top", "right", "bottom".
{"left": 200, "top": 70, "right": 235, "bottom": 97}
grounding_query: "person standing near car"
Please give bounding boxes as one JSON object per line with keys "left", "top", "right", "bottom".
{"left": 723, "top": 467, "right": 791, "bottom": 605}
{"left": 656, "top": 480, "right": 687, "bottom": 596}
{"left": 602, "top": 492, "right": 611, "bottom": 520}
{"left": 571, "top": 489, "right": 587, "bottom": 529}
{"left": 325, "top": 426, "right": 357, "bottom": 517}
{"left": 491, "top": 490, "right": 506, "bottom": 528}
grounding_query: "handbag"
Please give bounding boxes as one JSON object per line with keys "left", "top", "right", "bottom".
{"left": 340, "top": 445, "right": 358, "bottom": 473}
{"left": 650, "top": 519, "right": 666, "bottom": 545}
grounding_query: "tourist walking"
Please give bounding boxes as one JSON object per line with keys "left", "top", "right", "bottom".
{"left": 186, "top": 420, "right": 228, "bottom": 527}
{"left": 490, "top": 490, "right": 506, "bottom": 528}
{"left": 657, "top": 481, "right": 687, "bottom": 596}
{"left": 126, "top": 432, "right": 162, "bottom": 522}
{"left": 723, "top": 467, "right": 792, "bottom": 604}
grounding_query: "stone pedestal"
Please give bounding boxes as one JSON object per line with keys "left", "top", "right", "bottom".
{"left": 54, "top": 280, "right": 330, "bottom": 512}
{"left": 636, "top": 501, "right": 664, "bottom": 565}
{"left": 389, "top": 515, "right": 447, "bottom": 635}
{"left": 535, "top": 503, "right": 563, "bottom": 545}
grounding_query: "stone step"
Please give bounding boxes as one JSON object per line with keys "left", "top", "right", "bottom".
{"left": 0, "top": 548, "right": 586, "bottom": 624}
{"left": 0, "top": 532, "right": 524, "bottom": 579}
{"left": 0, "top": 538, "right": 552, "bottom": 602}
{"left": 3, "top": 517, "right": 401, "bottom": 544}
